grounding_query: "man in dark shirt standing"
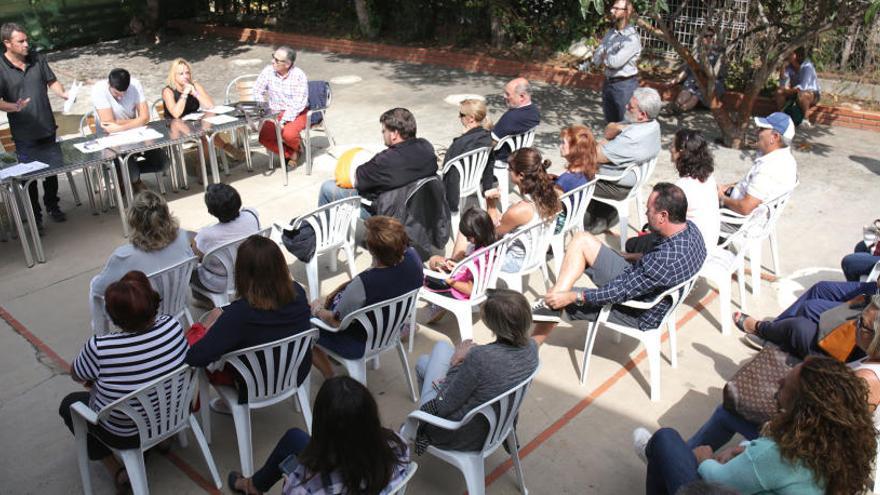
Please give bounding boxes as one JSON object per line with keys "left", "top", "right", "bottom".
{"left": 0, "top": 23, "right": 69, "bottom": 232}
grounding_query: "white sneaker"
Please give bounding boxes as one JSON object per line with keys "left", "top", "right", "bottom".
{"left": 799, "top": 119, "right": 813, "bottom": 129}
{"left": 633, "top": 427, "right": 652, "bottom": 464}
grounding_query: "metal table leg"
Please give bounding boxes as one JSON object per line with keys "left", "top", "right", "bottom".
{"left": 274, "top": 120, "right": 287, "bottom": 186}
{"left": 206, "top": 134, "right": 221, "bottom": 185}
{"left": 2, "top": 184, "right": 34, "bottom": 267}
{"left": 17, "top": 179, "right": 44, "bottom": 263}
{"left": 106, "top": 162, "right": 129, "bottom": 238}
{"left": 119, "top": 154, "right": 135, "bottom": 208}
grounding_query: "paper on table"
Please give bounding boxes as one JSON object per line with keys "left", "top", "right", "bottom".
{"left": 63, "top": 80, "right": 82, "bottom": 114}
{"left": 182, "top": 112, "right": 204, "bottom": 121}
{"left": 205, "top": 104, "right": 235, "bottom": 114}
{"left": 0, "top": 161, "right": 50, "bottom": 180}
{"left": 72, "top": 127, "right": 164, "bottom": 153}
{"left": 204, "top": 114, "right": 238, "bottom": 125}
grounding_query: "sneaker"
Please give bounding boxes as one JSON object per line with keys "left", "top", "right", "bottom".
{"left": 531, "top": 299, "right": 562, "bottom": 323}
{"left": 742, "top": 333, "right": 767, "bottom": 351}
{"left": 425, "top": 303, "right": 446, "bottom": 324}
{"left": 633, "top": 427, "right": 652, "bottom": 464}
{"left": 799, "top": 120, "right": 813, "bottom": 129}
{"left": 47, "top": 206, "right": 66, "bottom": 222}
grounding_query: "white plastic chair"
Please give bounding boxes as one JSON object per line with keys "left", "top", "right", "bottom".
{"left": 571, "top": 274, "right": 699, "bottom": 401}
{"left": 71, "top": 365, "right": 221, "bottom": 495}
{"left": 863, "top": 261, "right": 880, "bottom": 283}
{"left": 90, "top": 256, "right": 198, "bottom": 335}
{"left": 401, "top": 367, "right": 539, "bottom": 495}
{"left": 549, "top": 179, "right": 598, "bottom": 274}
{"left": 199, "top": 329, "right": 319, "bottom": 476}
{"left": 387, "top": 461, "right": 418, "bottom": 495}
{"left": 441, "top": 146, "right": 492, "bottom": 237}
{"left": 190, "top": 227, "right": 271, "bottom": 308}
{"left": 303, "top": 80, "right": 337, "bottom": 175}
{"left": 497, "top": 219, "right": 556, "bottom": 294}
{"left": 720, "top": 185, "right": 796, "bottom": 297}
{"left": 492, "top": 128, "right": 536, "bottom": 212}
{"left": 591, "top": 157, "right": 658, "bottom": 252}
{"left": 277, "top": 196, "right": 361, "bottom": 301}
{"left": 417, "top": 237, "right": 507, "bottom": 346}
{"left": 311, "top": 288, "right": 420, "bottom": 401}
{"left": 699, "top": 206, "right": 770, "bottom": 335}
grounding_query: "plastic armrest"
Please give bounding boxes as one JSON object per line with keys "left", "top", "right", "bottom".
{"left": 70, "top": 401, "right": 100, "bottom": 425}
{"left": 310, "top": 317, "right": 340, "bottom": 333}
{"left": 406, "top": 410, "right": 465, "bottom": 431}
{"left": 422, "top": 268, "right": 454, "bottom": 279}
{"left": 616, "top": 298, "right": 660, "bottom": 310}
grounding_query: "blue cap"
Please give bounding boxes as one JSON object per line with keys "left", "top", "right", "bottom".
{"left": 754, "top": 112, "right": 795, "bottom": 145}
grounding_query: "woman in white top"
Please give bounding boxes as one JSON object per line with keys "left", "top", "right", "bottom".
{"left": 489, "top": 147, "right": 561, "bottom": 272}
{"left": 626, "top": 129, "right": 719, "bottom": 254}
{"left": 89, "top": 191, "right": 193, "bottom": 333}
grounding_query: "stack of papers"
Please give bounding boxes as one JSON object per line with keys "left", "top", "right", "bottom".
{"left": 73, "top": 127, "right": 165, "bottom": 153}
{"left": 0, "top": 161, "right": 50, "bottom": 180}
{"left": 204, "top": 114, "right": 238, "bottom": 125}
{"left": 206, "top": 105, "right": 235, "bottom": 114}
{"left": 182, "top": 112, "right": 204, "bottom": 121}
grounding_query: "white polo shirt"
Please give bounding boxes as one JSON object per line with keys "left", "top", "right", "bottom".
{"left": 730, "top": 147, "right": 798, "bottom": 202}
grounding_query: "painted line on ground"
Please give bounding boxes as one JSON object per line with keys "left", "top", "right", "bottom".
{"left": 482, "top": 291, "right": 719, "bottom": 490}
{"left": 0, "top": 305, "right": 218, "bottom": 494}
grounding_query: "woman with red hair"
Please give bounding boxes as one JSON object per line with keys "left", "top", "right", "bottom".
{"left": 555, "top": 124, "right": 599, "bottom": 193}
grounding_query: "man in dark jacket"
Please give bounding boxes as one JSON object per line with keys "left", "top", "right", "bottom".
{"left": 317, "top": 107, "right": 437, "bottom": 211}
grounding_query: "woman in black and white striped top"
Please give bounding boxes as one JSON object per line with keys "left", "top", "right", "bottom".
{"left": 59, "top": 270, "right": 188, "bottom": 492}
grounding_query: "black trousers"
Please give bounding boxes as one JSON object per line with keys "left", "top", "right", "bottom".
{"left": 59, "top": 391, "right": 139, "bottom": 460}
{"left": 14, "top": 135, "right": 61, "bottom": 219}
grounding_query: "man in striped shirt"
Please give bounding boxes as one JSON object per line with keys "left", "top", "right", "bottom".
{"left": 253, "top": 46, "right": 309, "bottom": 166}
{"left": 530, "top": 183, "right": 706, "bottom": 344}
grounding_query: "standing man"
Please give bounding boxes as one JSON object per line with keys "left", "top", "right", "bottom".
{"left": 0, "top": 22, "right": 68, "bottom": 232}
{"left": 592, "top": 0, "right": 642, "bottom": 124}
{"left": 253, "top": 46, "right": 309, "bottom": 167}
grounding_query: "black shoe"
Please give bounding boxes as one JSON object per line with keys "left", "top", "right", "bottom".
{"left": 531, "top": 299, "right": 562, "bottom": 323}
{"left": 47, "top": 206, "right": 66, "bottom": 222}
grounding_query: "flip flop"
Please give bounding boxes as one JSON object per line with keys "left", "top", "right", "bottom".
{"left": 733, "top": 312, "right": 751, "bottom": 333}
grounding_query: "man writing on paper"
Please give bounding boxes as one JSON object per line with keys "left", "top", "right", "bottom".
{"left": 91, "top": 68, "right": 166, "bottom": 193}
{"left": 0, "top": 22, "right": 69, "bottom": 233}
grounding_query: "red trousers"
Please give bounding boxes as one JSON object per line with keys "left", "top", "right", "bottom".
{"left": 259, "top": 110, "right": 308, "bottom": 159}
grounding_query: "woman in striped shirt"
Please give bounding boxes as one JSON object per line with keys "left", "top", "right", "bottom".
{"left": 59, "top": 271, "right": 189, "bottom": 493}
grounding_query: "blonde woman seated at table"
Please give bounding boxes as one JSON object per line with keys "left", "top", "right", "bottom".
{"left": 161, "top": 57, "right": 245, "bottom": 162}
{"left": 89, "top": 190, "right": 193, "bottom": 333}
{"left": 490, "top": 147, "right": 561, "bottom": 273}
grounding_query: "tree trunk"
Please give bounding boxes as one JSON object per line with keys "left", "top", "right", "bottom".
{"left": 489, "top": 4, "right": 505, "bottom": 49}
{"left": 841, "top": 22, "right": 862, "bottom": 71}
{"left": 354, "top": 0, "right": 375, "bottom": 38}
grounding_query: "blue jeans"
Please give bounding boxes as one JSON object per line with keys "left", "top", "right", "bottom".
{"left": 686, "top": 405, "right": 760, "bottom": 451}
{"left": 416, "top": 341, "right": 454, "bottom": 406}
{"left": 318, "top": 179, "right": 358, "bottom": 206}
{"left": 251, "top": 428, "right": 310, "bottom": 492}
{"left": 776, "top": 280, "right": 876, "bottom": 323}
{"left": 842, "top": 242, "right": 880, "bottom": 282}
{"left": 646, "top": 428, "right": 701, "bottom": 495}
{"left": 602, "top": 76, "right": 638, "bottom": 124}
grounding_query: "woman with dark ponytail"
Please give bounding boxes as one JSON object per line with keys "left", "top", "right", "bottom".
{"left": 492, "top": 147, "right": 561, "bottom": 272}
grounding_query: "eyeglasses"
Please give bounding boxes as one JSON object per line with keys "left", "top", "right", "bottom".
{"left": 458, "top": 112, "right": 467, "bottom": 118}
{"left": 271, "top": 57, "right": 290, "bottom": 65}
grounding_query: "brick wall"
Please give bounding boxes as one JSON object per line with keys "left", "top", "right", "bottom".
{"left": 169, "top": 20, "right": 880, "bottom": 133}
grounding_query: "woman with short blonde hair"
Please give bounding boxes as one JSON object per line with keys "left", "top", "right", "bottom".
{"left": 442, "top": 98, "right": 494, "bottom": 214}
{"left": 89, "top": 191, "right": 193, "bottom": 333}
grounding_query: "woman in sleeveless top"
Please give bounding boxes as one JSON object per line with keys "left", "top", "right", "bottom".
{"left": 161, "top": 58, "right": 245, "bottom": 162}
{"left": 490, "top": 147, "right": 560, "bottom": 273}
{"left": 684, "top": 294, "right": 880, "bottom": 452}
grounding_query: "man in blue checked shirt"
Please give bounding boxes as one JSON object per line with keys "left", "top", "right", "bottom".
{"left": 530, "top": 182, "right": 706, "bottom": 344}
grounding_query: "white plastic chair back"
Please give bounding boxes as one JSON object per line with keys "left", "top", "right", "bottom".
{"left": 224, "top": 74, "right": 260, "bottom": 104}
{"left": 337, "top": 288, "right": 420, "bottom": 361}
{"left": 450, "top": 237, "right": 508, "bottom": 304}
{"left": 214, "top": 329, "right": 319, "bottom": 409}
{"left": 760, "top": 187, "right": 795, "bottom": 239}
{"left": 196, "top": 227, "right": 271, "bottom": 302}
{"left": 498, "top": 218, "right": 556, "bottom": 292}
{"left": 292, "top": 196, "right": 361, "bottom": 255}
{"left": 387, "top": 461, "right": 418, "bottom": 495}
{"left": 97, "top": 364, "right": 198, "bottom": 449}
{"left": 150, "top": 98, "right": 166, "bottom": 121}
{"left": 494, "top": 128, "right": 536, "bottom": 155}
{"left": 558, "top": 179, "right": 598, "bottom": 236}
{"left": 148, "top": 256, "right": 198, "bottom": 327}
{"left": 442, "top": 146, "right": 491, "bottom": 205}
{"left": 79, "top": 110, "right": 97, "bottom": 137}
{"left": 464, "top": 366, "right": 539, "bottom": 453}
{"left": 866, "top": 261, "right": 880, "bottom": 284}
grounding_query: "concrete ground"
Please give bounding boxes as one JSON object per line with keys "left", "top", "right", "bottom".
{"left": 1, "top": 35, "right": 878, "bottom": 494}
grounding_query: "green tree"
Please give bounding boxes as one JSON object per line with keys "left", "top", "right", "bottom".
{"left": 581, "top": 0, "right": 879, "bottom": 148}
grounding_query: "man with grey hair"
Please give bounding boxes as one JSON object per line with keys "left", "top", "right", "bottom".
{"left": 253, "top": 45, "right": 309, "bottom": 167}
{"left": 584, "top": 86, "right": 662, "bottom": 234}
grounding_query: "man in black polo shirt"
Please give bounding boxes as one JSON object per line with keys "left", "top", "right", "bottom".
{"left": 0, "top": 22, "right": 69, "bottom": 232}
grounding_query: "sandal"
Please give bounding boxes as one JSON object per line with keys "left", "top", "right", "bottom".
{"left": 227, "top": 471, "right": 261, "bottom": 495}
{"left": 114, "top": 467, "right": 131, "bottom": 495}
{"left": 733, "top": 312, "right": 753, "bottom": 334}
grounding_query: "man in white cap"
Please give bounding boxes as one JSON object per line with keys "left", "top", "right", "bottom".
{"left": 717, "top": 112, "right": 798, "bottom": 217}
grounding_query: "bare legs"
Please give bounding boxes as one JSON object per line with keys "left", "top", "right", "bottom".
{"left": 532, "top": 231, "right": 604, "bottom": 344}
{"left": 311, "top": 348, "right": 335, "bottom": 379}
